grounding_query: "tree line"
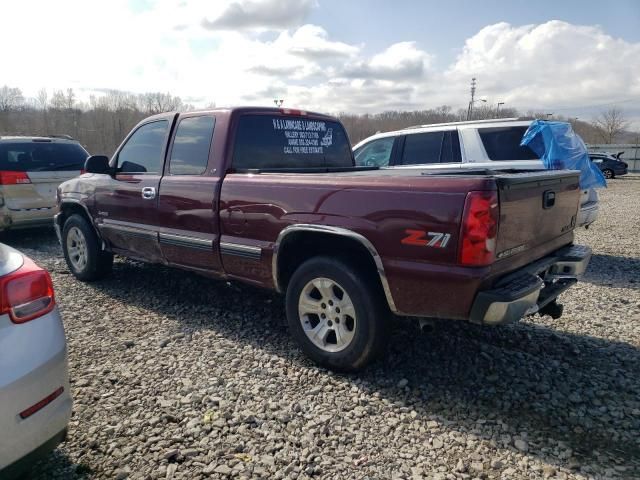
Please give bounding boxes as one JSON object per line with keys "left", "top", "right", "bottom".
{"left": 0, "top": 85, "right": 633, "bottom": 155}
{"left": 0, "top": 86, "right": 192, "bottom": 155}
{"left": 340, "top": 104, "right": 632, "bottom": 145}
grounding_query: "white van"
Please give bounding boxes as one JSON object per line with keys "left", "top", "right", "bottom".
{"left": 353, "top": 118, "right": 599, "bottom": 227}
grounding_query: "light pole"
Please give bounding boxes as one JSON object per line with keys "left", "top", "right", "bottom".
{"left": 467, "top": 98, "right": 486, "bottom": 120}
{"left": 496, "top": 102, "right": 505, "bottom": 117}
{"left": 569, "top": 117, "right": 579, "bottom": 132}
{"left": 546, "top": 113, "right": 553, "bottom": 119}
{"left": 273, "top": 99, "right": 284, "bottom": 107}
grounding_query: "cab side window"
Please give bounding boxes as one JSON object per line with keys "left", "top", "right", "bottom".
{"left": 354, "top": 137, "right": 394, "bottom": 167}
{"left": 440, "top": 131, "right": 462, "bottom": 163}
{"left": 400, "top": 132, "right": 444, "bottom": 165}
{"left": 117, "top": 120, "right": 168, "bottom": 174}
{"left": 169, "top": 116, "right": 216, "bottom": 175}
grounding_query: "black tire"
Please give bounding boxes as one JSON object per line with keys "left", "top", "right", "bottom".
{"left": 603, "top": 169, "right": 614, "bottom": 179}
{"left": 285, "top": 256, "right": 389, "bottom": 372}
{"left": 62, "top": 214, "right": 113, "bottom": 281}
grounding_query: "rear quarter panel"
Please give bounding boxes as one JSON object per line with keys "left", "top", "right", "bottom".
{"left": 219, "top": 172, "right": 496, "bottom": 316}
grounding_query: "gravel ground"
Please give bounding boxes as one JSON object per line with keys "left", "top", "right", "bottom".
{"left": 6, "top": 175, "right": 639, "bottom": 480}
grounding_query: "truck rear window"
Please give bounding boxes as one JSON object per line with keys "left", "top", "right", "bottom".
{"left": 478, "top": 126, "right": 539, "bottom": 161}
{"left": 232, "top": 115, "right": 353, "bottom": 170}
{"left": 0, "top": 142, "right": 88, "bottom": 171}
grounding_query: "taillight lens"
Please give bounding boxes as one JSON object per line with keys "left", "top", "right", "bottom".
{"left": 79, "top": 169, "right": 87, "bottom": 175}
{"left": 459, "top": 191, "right": 499, "bottom": 266}
{"left": 0, "top": 171, "right": 31, "bottom": 185}
{"left": 0, "top": 258, "right": 55, "bottom": 324}
{"left": 281, "top": 108, "right": 307, "bottom": 116}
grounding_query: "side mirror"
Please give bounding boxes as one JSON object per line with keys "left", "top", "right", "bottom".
{"left": 85, "top": 155, "right": 111, "bottom": 174}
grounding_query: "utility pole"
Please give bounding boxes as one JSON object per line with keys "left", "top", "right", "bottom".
{"left": 496, "top": 102, "right": 504, "bottom": 117}
{"left": 466, "top": 77, "right": 476, "bottom": 121}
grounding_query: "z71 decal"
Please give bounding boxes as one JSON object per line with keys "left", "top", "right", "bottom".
{"left": 401, "top": 229, "right": 451, "bottom": 248}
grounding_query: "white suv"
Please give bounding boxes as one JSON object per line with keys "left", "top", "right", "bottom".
{"left": 353, "top": 118, "right": 599, "bottom": 228}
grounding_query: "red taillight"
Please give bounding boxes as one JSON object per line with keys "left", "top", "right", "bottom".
{"left": 79, "top": 169, "right": 86, "bottom": 175}
{"left": 0, "top": 171, "right": 31, "bottom": 185}
{"left": 0, "top": 258, "right": 55, "bottom": 324}
{"left": 459, "top": 191, "right": 499, "bottom": 266}
{"left": 281, "top": 108, "right": 307, "bottom": 116}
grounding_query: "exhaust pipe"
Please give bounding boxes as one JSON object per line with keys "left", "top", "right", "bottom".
{"left": 418, "top": 318, "right": 435, "bottom": 333}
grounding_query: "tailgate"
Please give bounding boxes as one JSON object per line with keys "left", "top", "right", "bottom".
{"left": 495, "top": 170, "right": 580, "bottom": 260}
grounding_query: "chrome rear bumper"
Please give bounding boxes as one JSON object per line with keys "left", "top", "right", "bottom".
{"left": 470, "top": 244, "right": 591, "bottom": 325}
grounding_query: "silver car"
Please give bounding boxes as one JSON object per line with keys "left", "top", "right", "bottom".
{"left": 0, "top": 135, "right": 88, "bottom": 232}
{"left": 0, "top": 244, "right": 72, "bottom": 478}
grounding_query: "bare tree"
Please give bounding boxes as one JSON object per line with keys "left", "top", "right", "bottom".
{"left": 36, "top": 88, "right": 48, "bottom": 110}
{"left": 50, "top": 90, "right": 67, "bottom": 110}
{"left": 0, "top": 86, "right": 25, "bottom": 111}
{"left": 0, "top": 86, "right": 189, "bottom": 153}
{"left": 139, "top": 92, "right": 183, "bottom": 114}
{"left": 592, "top": 107, "right": 629, "bottom": 144}
{"left": 66, "top": 88, "right": 76, "bottom": 110}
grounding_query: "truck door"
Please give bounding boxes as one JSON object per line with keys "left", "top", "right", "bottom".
{"left": 93, "top": 117, "right": 173, "bottom": 262}
{"left": 157, "top": 114, "right": 222, "bottom": 272}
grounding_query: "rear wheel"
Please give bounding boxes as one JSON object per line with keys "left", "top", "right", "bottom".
{"left": 603, "top": 169, "right": 614, "bottom": 179}
{"left": 62, "top": 214, "right": 113, "bottom": 281}
{"left": 285, "top": 256, "right": 389, "bottom": 371}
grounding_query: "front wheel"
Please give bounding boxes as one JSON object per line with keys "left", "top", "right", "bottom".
{"left": 62, "top": 214, "right": 113, "bottom": 281}
{"left": 285, "top": 256, "right": 389, "bottom": 371}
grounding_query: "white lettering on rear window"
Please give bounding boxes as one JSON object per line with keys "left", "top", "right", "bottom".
{"left": 273, "top": 119, "right": 329, "bottom": 155}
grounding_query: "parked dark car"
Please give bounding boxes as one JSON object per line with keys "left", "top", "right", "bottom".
{"left": 589, "top": 153, "right": 628, "bottom": 179}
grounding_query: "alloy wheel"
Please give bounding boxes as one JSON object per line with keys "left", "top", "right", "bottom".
{"left": 298, "top": 277, "right": 357, "bottom": 353}
{"left": 67, "top": 226, "right": 88, "bottom": 271}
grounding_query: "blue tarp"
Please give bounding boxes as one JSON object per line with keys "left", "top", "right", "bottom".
{"left": 521, "top": 120, "right": 606, "bottom": 189}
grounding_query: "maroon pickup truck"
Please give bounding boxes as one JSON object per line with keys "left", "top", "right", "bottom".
{"left": 55, "top": 107, "right": 590, "bottom": 371}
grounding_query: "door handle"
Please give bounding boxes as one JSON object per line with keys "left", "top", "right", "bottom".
{"left": 543, "top": 190, "right": 555, "bottom": 209}
{"left": 141, "top": 187, "right": 156, "bottom": 200}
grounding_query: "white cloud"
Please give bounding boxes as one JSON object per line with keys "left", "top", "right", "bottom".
{"left": 0, "top": 1, "right": 638, "bottom": 123}
{"left": 444, "top": 20, "right": 640, "bottom": 110}
{"left": 202, "top": 0, "right": 316, "bottom": 31}
{"left": 342, "top": 42, "right": 432, "bottom": 80}
{"left": 282, "top": 25, "right": 360, "bottom": 60}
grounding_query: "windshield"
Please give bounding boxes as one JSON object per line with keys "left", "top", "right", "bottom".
{"left": 0, "top": 141, "right": 89, "bottom": 171}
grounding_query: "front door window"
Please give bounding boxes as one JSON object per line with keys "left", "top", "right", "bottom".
{"left": 117, "top": 120, "right": 168, "bottom": 174}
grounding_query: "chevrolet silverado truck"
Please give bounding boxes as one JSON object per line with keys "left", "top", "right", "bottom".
{"left": 55, "top": 107, "right": 591, "bottom": 371}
